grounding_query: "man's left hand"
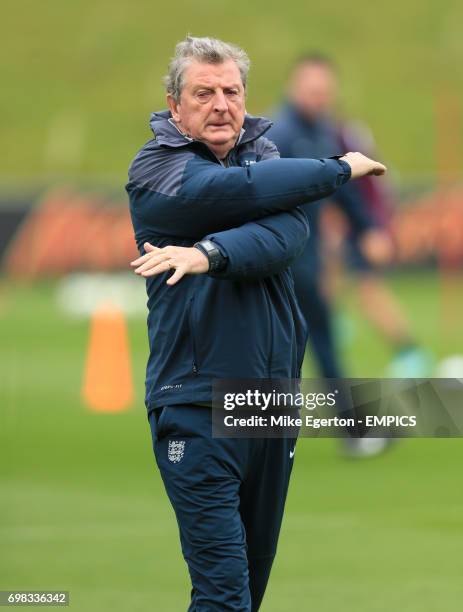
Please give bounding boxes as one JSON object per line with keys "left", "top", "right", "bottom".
{"left": 131, "top": 242, "right": 209, "bottom": 285}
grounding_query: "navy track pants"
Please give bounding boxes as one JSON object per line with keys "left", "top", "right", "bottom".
{"left": 148, "top": 405, "right": 296, "bottom": 611}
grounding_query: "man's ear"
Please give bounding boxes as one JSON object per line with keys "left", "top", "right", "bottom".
{"left": 167, "top": 94, "right": 181, "bottom": 123}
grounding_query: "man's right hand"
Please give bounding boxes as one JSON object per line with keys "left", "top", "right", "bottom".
{"left": 340, "top": 152, "right": 387, "bottom": 179}
{"left": 131, "top": 242, "right": 209, "bottom": 286}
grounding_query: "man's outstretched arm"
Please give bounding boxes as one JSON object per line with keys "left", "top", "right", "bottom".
{"left": 127, "top": 148, "right": 385, "bottom": 240}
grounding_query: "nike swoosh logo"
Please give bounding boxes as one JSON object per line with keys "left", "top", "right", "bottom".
{"left": 289, "top": 449, "right": 295, "bottom": 459}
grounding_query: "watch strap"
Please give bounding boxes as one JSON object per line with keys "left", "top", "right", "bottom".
{"left": 193, "top": 239, "right": 227, "bottom": 273}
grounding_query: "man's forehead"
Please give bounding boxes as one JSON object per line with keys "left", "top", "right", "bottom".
{"left": 183, "top": 59, "right": 243, "bottom": 89}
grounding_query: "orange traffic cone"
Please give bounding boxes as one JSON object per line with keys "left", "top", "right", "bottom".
{"left": 82, "top": 301, "right": 134, "bottom": 412}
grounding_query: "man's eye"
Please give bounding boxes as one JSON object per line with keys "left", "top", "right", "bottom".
{"left": 226, "top": 90, "right": 239, "bottom": 97}
{"left": 197, "top": 92, "right": 211, "bottom": 100}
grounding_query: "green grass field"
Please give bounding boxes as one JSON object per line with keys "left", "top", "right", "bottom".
{"left": 1, "top": 1, "right": 462, "bottom": 186}
{"left": 1, "top": 271, "right": 463, "bottom": 611}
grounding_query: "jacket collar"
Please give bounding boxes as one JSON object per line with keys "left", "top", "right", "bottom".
{"left": 149, "top": 110, "right": 273, "bottom": 149}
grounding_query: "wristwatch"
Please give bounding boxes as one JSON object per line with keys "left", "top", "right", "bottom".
{"left": 193, "top": 239, "right": 227, "bottom": 273}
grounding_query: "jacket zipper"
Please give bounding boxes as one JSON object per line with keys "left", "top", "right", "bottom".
{"left": 261, "top": 281, "right": 274, "bottom": 378}
{"left": 188, "top": 296, "right": 199, "bottom": 375}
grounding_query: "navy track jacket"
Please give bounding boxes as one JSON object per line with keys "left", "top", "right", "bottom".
{"left": 126, "top": 110, "right": 352, "bottom": 411}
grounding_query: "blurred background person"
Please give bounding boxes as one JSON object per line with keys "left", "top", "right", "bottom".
{"left": 267, "top": 53, "right": 433, "bottom": 456}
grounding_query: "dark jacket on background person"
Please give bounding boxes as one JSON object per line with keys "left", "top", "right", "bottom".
{"left": 126, "top": 110, "right": 352, "bottom": 412}
{"left": 267, "top": 102, "right": 375, "bottom": 240}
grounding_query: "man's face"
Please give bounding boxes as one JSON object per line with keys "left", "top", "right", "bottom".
{"left": 289, "top": 63, "right": 337, "bottom": 119}
{"left": 167, "top": 59, "right": 246, "bottom": 158}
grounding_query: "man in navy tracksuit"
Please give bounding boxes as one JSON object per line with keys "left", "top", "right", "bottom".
{"left": 126, "top": 36, "right": 386, "bottom": 611}
{"left": 266, "top": 57, "right": 383, "bottom": 381}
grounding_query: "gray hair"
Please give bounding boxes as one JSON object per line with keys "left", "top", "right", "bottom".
{"left": 164, "top": 35, "right": 250, "bottom": 102}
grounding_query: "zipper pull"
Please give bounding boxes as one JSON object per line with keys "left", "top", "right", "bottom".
{"left": 239, "top": 153, "right": 257, "bottom": 178}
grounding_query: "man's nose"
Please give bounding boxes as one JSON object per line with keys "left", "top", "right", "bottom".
{"left": 212, "top": 90, "right": 228, "bottom": 113}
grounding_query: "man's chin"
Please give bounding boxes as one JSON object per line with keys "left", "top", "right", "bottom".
{"left": 203, "top": 129, "right": 237, "bottom": 144}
